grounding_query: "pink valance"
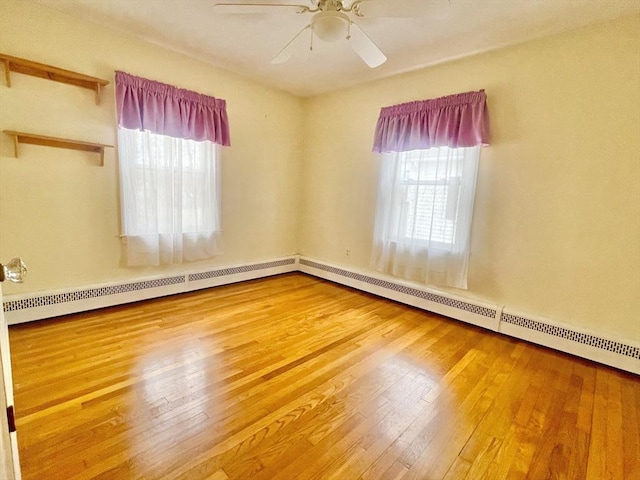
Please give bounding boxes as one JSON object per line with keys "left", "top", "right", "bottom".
{"left": 115, "top": 71, "right": 230, "bottom": 146}
{"left": 372, "top": 90, "right": 490, "bottom": 153}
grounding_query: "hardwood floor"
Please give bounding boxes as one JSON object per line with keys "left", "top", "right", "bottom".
{"left": 8, "top": 273, "right": 640, "bottom": 479}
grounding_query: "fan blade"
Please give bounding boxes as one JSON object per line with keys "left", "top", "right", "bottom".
{"left": 272, "top": 25, "right": 311, "bottom": 64}
{"left": 213, "top": 2, "right": 311, "bottom": 14}
{"left": 348, "top": 22, "right": 386, "bottom": 68}
{"left": 353, "top": 0, "right": 432, "bottom": 18}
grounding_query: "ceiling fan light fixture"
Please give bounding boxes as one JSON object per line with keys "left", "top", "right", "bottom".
{"left": 311, "top": 11, "right": 350, "bottom": 42}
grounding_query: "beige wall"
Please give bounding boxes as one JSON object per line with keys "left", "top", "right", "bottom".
{"left": 1, "top": 1, "right": 638, "bottom": 343}
{"left": 0, "top": 1, "right": 304, "bottom": 293}
{"left": 300, "top": 14, "right": 640, "bottom": 341}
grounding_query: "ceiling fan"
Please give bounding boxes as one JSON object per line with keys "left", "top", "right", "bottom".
{"left": 212, "top": 0, "right": 430, "bottom": 68}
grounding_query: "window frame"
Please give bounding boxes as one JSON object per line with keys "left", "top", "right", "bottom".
{"left": 392, "top": 146, "right": 468, "bottom": 249}
{"left": 118, "top": 127, "right": 221, "bottom": 238}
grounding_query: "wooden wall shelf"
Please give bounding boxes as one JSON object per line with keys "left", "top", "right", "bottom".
{"left": 3, "top": 131, "right": 113, "bottom": 166}
{"left": 0, "top": 53, "right": 109, "bottom": 105}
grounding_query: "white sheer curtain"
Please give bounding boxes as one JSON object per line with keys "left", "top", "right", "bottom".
{"left": 371, "top": 146, "right": 480, "bottom": 289}
{"left": 118, "top": 128, "right": 222, "bottom": 266}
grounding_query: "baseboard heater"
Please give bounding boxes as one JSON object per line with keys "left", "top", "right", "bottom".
{"left": 3, "top": 255, "right": 638, "bottom": 375}
{"left": 297, "top": 257, "right": 639, "bottom": 375}
{"left": 2, "top": 257, "right": 297, "bottom": 324}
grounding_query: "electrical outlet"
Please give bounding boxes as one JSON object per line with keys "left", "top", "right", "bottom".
{"left": 346, "top": 248, "right": 351, "bottom": 257}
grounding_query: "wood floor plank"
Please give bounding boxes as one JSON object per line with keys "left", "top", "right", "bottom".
{"left": 7, "top": 273, "right": 640, "bottom": 480}
{"left": 621, "top": 373, "right": 640, "bottom": 480}
{"left": 166, "top": 313, "right": 438, "bottom": 480}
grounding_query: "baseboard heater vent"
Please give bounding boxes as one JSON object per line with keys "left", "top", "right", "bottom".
{"left": 189, "top": 258, "right": 296, "bottom": 282}
{"left": 502, "top": 313, "right": 640, "bottom": 360}
{"left": 3, "top": 255, "right": 637, "bottom": 374}
{"left": 3, "top": 276, "right": 185, "bottom": 312}
{"left": 2, "top": 257, "right": 297, "bottom": 324}
{"left": 299, "top": 257, "right": 639, "bottom": 374}
{"left": 299, "top": 258, "right": 497, "bottom": 319}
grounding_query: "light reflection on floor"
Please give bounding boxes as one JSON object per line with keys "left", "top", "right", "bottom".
{"left": 130, "top": 338, "right": 222, "bottom": 474}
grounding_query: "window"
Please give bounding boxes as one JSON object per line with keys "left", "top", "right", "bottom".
{"left": 118, "top": 128, "right": 222, "bottom": 266}
{"left": 115, "top": 71, "right": 229, "bottom": 267}
{"left": 119, "top": 129, "right": 220, "bottom": 236}
{"left": 394, "top": 146, "right": 477, "bottom": 247}
{"left": 370, "top": 90, "right": 489, "bottom": 289}
{"left": 371, "top": 145, "right": 480, "bottom": 288}
{"left": 119, "top": 128, "right": 220, "bottom": 231}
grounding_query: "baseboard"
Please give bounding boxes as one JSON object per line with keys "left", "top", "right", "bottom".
{"left": 2, "top": 257, "right": 298, "bottom": 325}
{"left": 499, "top": 309, "right": 640, "bottom": 375}
{"left": 3, "top": 254, "right": 638, "bottom": 374}
{"left": 298, "top": 256, "right": 639, "bottom": 375}
{"left": 298, "top": 257, "right": 501, "bottom": 331}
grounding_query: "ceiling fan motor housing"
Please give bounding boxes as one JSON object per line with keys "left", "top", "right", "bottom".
{"left": 312, "top": 10, "right": 350, "bottom": 42}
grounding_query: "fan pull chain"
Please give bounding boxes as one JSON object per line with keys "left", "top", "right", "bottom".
{"left": 310, "top": 28, "right": 314, "bottom": 51}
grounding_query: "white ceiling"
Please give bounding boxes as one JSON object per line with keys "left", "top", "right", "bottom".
{"left": 34, "top": 0, "right": 640, "bottom": 97}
